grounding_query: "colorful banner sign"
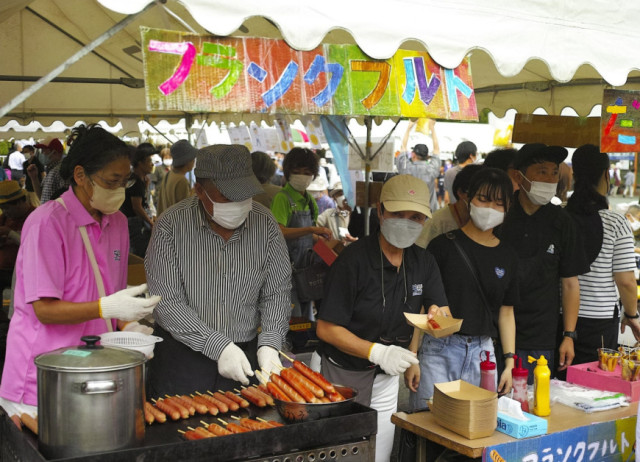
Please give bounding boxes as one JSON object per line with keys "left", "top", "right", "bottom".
{"left": 141, "top": 27, "right": 477, "bottom": 121}
{"left": 484, "top": 415, "right": 636, "bottom": 462}
{"left": 601, "top": 89, "right": 640, "bottom": 153}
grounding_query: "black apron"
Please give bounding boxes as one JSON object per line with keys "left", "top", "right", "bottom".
{"left": 146, "top": 325, "right": 258, "bottom": 398}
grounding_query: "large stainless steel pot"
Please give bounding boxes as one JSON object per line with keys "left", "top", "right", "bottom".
{"left": 34, "top": 335, "right": 146, "bottom": 459}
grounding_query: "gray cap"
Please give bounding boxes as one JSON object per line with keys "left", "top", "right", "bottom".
{"left": 194, "top": 144, "right": 263, "bottom": 201}
{"left": 170, "top": 140, "right": 198, "bottom": 167}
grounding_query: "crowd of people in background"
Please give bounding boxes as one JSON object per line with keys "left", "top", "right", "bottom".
{"left": 2, "top": 125, "right": 640, "bottom": 461}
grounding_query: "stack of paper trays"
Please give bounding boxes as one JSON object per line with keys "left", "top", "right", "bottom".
{"left": 431, "top": 380, "right": 498, "bottom": 439}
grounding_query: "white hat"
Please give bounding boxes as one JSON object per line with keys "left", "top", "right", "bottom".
{"left": 307, "top": 176, "right": 328, "bottom": 192}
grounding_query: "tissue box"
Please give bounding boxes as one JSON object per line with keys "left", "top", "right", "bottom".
{"left": 496, "top": 411, "right": 547, "bottom": 439}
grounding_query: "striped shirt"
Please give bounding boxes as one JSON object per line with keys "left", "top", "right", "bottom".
{"left": 40, "top": 162, "right": 69, "bottom": 203}
{"left": 145, "top": 196, "right": 292, "bottom": 360}
{"left": 578, "top": 209, "right": 636, "bottom": 319}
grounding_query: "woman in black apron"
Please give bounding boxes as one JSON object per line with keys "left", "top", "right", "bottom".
{"left": 270, "top": 148, "right": 332, "bottom": 321}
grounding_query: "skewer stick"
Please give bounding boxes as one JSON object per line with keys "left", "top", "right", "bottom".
{"left": 207, "top": 390, "right": 216, "bottom": 396}
{"left": 234, "top": 388, "right": 242, "bottom": 394}
{"left": 217, "top": 418, "right": 228, "bottom": 426}
{"left": 231, "top": 416, "right": 241, "bottom": 421}
{"left": 177, "top": 429, "right": 186, "bottom": 434}
{"left": 151, "top": 398, "right": 158, "bottom": 403}
{"left": 271, "top": 360, "right": 284, "bottom": 371}
{"left": 187, "top": 426, "right": 196, "bottom": 431}
{"left": 279, "top": 350, "right": 294, "bottom": 362}
{"left": 200, "top": 420, "right": 210, "bottom": 426}
{"left": 256, "top": 417, "right": 269, "bottom": 423}
{"left": 255, "top": 369, "right": 268, "bottom": 384}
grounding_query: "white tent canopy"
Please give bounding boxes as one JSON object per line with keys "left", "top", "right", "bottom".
{"left": 2, "top": 0, "right": 640, "bottom": 127}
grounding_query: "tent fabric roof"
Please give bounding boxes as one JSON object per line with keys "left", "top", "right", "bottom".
{"left": 2, "top": 0, "right": 639, "bottom": 127}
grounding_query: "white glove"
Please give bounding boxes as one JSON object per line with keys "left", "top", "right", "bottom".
{"left": 368, "top": 343, "right": 419, "bottom": 376}
{"left": 218, "top": 343, "right": 254, "bottom": 385}
{"left": 257, "top": 346, "right": 282, "bottom": 377}
{"left": 99, "top": 284, "right": 161, "bottom": 322}
{"left": 121, "top": 321, "right": 154, "bottom": 335}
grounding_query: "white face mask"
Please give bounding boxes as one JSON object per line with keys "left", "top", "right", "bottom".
{"left": 336, "top": 195, "right": 346, "bottom": 208}
{"left": 469, "top": 203, "right": 504, "bottom": 231}
{"left": 380, "top": 217, "right": 424, "bottom": 249}
{"left": 89, "top": 181, "right": 126, "bottom": 215}
{"left": 163, "top": 158, "right": 173, "bottom": 167}
{"left": 289, "top": 174, "right": 313, "bottom": 192}
{"left": 204, "top": 191, "right": 252, "bottom": 229}
{"left": 521, "top": 173, "right": 557, "bottom": 206}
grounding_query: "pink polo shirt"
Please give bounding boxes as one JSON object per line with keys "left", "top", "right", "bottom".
{"left": 0, "top": 187, "right": 129, "bottom": 405}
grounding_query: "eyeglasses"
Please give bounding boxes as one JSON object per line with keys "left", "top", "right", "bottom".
{"left": 91, "top": 172, "right": 136, "bottom": 190}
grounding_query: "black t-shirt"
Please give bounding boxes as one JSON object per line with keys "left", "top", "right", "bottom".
{"left": 22, "top": 157, "right": 44, "bottom": 192}
{"left": 427, "top": 230, "right": 519, "bottom": 338}
{"left": 119, "top": 176, "right": 147, "bottom": 218}
{"left": 318, "top": 233, "right": 448, "bottom": 370}
{"left": 498, "top": 192, "right": 589, "bottom": 349}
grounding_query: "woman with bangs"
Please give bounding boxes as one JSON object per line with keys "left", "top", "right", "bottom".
{"left": 408, "top": 168, "right": 519, "bottom": 411}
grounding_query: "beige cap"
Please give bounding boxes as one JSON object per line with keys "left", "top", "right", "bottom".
{"left": 380, "top": 174, "right": 431, "bottom": 218}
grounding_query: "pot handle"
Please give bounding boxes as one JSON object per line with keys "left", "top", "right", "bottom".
{"left": 81, "top": 380, "right": 118, "bottom": 394}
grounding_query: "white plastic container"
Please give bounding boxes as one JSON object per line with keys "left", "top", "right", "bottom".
{"left": 99, "top": 332, "right": 163, "bottom": 358}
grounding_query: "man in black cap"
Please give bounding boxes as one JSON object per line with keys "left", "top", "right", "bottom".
{"left": 499, "top": 143, "right": 589, "bottom": 381}
{"left": 156, "top": 139, "right": 197, "bottom": 215}
{"left": 145, "top": 144, "right": 292, "bottom": 395}
{"left": 396, "top": 143, "right": 440, "bottom": 212}
{"left": 444, "top": 140, "right": 478, "bottom": 205}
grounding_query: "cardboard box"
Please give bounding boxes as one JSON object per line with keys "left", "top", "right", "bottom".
{"left": 566, "top": 361, "right": 640, "bottom": 401}
{"left": 496, "top": 411, "right": 547, "bottom": 439}
{"left": 404, "top": 313, "right": 463, "bottom": 338}
{"left": 127, "top": 253, "right": 146, "bottom": 286}
{"left": 512, "top": 113, "right": 600, "bottom": 148}
{"left": 313, "top": 239, "right": 345, "bottom": 266}
{"left": 431, "top": 380, "right": 497, "bottom": 439}
{"left": 355, "top": 181, "right": 384, "bottom": 207}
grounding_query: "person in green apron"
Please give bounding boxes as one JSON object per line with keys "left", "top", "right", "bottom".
{"left": 271, "top": 148, "right": 332, "bottom": 321}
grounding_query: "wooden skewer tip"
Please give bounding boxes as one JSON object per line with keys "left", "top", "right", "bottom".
{"left": 279, "top": 350, "right": 294, "bottom": 362}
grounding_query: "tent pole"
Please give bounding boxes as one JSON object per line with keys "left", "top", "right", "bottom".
{"left": 0, "top": 2, "right": 156, "bottom": 119}
{"left": 185, "top": 114, "right": 194, "bottom": 144}
{"left": 364, "top": 116, "right": 372, "bottom": 236}
{"left": 142, "top": 119, "right": 176, "bottom": 145}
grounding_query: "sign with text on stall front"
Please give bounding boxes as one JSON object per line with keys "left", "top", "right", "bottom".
{"left": 484, "top": 414, "right": 636, "bottom": 462}
{"left": 141, "top": 27, "right": 477, "bottom": 120}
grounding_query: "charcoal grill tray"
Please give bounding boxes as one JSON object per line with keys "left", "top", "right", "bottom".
{"left": 1, "top": 402, "right": 376, "bottom": 462}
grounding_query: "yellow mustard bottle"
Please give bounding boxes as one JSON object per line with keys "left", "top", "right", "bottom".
{"left": 528, "top": 355, "right": 550, "bottom": 417}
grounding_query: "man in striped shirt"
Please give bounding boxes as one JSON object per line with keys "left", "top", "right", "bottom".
{"left": 145, "top": 145, "right": 292, "bottom": 396}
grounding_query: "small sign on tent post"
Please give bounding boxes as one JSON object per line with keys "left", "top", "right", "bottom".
{"left": 601, "top": 89, "right": 640, "bottom": 153}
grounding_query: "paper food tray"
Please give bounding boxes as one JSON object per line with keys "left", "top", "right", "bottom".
{"left": 431, "top": 380, "right": 498, "bottom": 439}
{"left": 404, "top": 313, "right": 462, "bottom": 338}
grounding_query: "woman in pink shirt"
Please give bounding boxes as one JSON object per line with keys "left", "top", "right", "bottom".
{"left": 0, "top": 125, "right": 160, "bottom": 419}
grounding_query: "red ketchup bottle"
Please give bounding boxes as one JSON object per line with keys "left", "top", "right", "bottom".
{"left": 511, "top": 355, "right": 530, "bottom": 413}
{"left": 479, "top": 351, "right": 497, "bottom": 392}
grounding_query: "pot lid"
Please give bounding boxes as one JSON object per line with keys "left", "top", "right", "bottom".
{"left": 35, "top": 335, "right": 146, "bottom": 372}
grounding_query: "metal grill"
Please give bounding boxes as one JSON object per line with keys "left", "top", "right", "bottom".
{"left": 0, "top": 402, "right": 376, "bottom": 462}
